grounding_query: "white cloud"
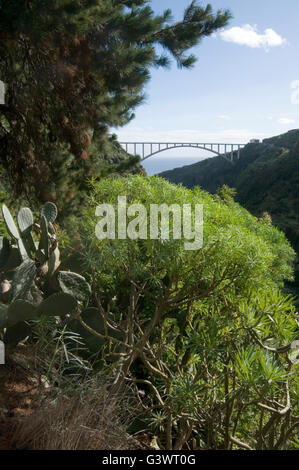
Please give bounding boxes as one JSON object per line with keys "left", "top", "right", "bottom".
{"left": 278, "top": 117, "right": 295, "bottom": 125}
{"left": 217, "top": 115, "right": 231, "bottom": 120}
{"left": 220, "top": 24, "right": 287, "bottom": 50}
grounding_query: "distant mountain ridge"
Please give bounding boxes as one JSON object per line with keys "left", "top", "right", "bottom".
{"left": 160, "top": 129, "right": 299, "bottom": 251}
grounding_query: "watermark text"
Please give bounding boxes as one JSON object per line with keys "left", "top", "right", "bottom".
{"left": 95, "top": 197, "right": 203, "bottom": 251}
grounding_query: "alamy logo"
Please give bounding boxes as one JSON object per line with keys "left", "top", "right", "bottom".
{"left": 95, "top": 196, "right": 203, "bottom": 251}
{"left": 0, "top": 340, "right": 5, "bottom": 365}
{"left": 0, "top": 80, "right": 5, "bottom": 105}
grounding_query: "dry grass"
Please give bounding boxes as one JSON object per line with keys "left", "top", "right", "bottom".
{"left": 9, "top": 380, "right": 130, "bottom": 450}
{"left": 0, "top": 343, "right": 147, "bottom": 450}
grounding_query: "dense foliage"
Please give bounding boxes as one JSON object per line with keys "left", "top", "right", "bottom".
{"left": 0, "top": 0, "right": 230, "bottom": 213}
{"left": 76, "top": 175, "right": 298, "bottom": 450}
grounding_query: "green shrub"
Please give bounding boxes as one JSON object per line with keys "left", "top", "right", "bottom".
{"left": 78, "top": 175, "right": 298, "bottom": 450}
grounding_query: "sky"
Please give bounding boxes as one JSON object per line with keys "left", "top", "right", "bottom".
{"left": 112, "top": 0, "right": 299, "bottom": 173}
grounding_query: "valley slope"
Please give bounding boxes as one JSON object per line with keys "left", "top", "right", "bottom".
{"left": 160, "top": 129, "right": 299, "bottom": 252}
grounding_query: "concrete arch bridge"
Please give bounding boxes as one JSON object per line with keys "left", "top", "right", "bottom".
{"left": 120, "top": 142, "right": 246, "bottom": 163}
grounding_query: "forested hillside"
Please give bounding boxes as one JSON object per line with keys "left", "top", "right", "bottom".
{"left": 160, "top": 129, "right": 299, "bottom": 251}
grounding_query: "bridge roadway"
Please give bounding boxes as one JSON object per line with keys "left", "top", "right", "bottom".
{"left": 120, "top": 142, "right": 246, "bottom": 162}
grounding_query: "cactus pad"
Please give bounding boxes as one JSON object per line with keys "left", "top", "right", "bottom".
{"left": 57, "top": 271, "right": 91, "bottom": 304}
{"left": 41, "top": 202, "right": 58, "bottom": 224}
{"left": 11, "top": 259, "right": 36, "bottom": 301}
{"left": 4, "top": 322, "right": 31, "bottom": 344}
{"left": 39, "top": 292, "right": 77, "bottom": 317}
{"left": 2, "top": 204, "right": 20, "bottom": 239}
{"left": 17, "top": 207, "right": 34, "bottom": 237}
{"left": 7, "top": 299, "right": 39, "bottom": 326}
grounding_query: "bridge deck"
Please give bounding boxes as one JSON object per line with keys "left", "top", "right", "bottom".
{"left": 120, "top": 142, "right": 245, "bottom": 162}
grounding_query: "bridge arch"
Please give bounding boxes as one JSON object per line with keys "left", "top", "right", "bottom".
{"left": 142, "top": 144, "right": 220, "bottom": 161}
{"left": 120, "top": 142, "right": 245, "bottom": 163}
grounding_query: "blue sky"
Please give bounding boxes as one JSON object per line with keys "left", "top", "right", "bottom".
{"left": 112, "top": 0, "right": 299, "bottom": 170}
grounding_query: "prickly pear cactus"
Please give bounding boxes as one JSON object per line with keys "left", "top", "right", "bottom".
{"left": 0, "top": 202, "right": 91, "bottom": 345}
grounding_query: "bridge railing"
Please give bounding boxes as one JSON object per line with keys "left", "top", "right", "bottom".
{"left": 120, "top": 142, "right": 246, "bottom": 162}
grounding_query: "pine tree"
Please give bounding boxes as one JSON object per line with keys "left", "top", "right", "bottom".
{"left": 0, "top": 0, "right": 231, "bottom": 215}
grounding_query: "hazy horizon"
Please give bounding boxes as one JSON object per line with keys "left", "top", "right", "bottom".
{"left": 142, "top": 155, "right": 209, "bottom": 175}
